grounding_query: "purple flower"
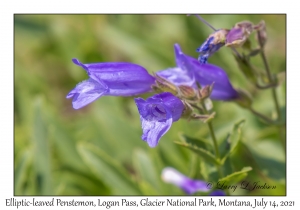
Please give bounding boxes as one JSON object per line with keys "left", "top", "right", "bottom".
{"left": 161, "top": 167, "right": 225, "bottom": 196}
{"left": 67, "top": 59, "right": 155, "bottom": 109}
{"left": 158, "top": 44, "right": 238, "bottom": 101}
{"left": 196, "top": 29, "right": 229, "bottom": 64}
{"left": 185, "top": 57, "right": 239, "bottom": 100}
{"left": 156, "top": 44, "right": 196, "bottom": 88}
{"left": 134, "top": 92, "right": 184, "bottom": 147}
{"left": 162, "top": 167, "right": 209, "bottom": 194}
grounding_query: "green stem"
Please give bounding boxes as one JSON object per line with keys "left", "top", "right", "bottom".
{"left": 259, "top": 49, "right": 286, "bottom": 152}
{"left": 249, "top": 107, "right": 277, "bottom": 124}
{"left": 199, "top": 100, "right": 225, "bottom": 181}
{"left": 201, "top": 100, "right": 220, "bottom": 159}
{"left": 260, "top": 47, "right": 281, "bottom": 121}
{"left": 207, "top": 122, "right": 220, "bottom": 159}
{"left": 256, "top": 82, "right": 277, "bottom": 89}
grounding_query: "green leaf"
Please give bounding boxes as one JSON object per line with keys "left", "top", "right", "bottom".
{"left": 179, "top": 133, "right": 213, "bottom": 150}
{"left": 137, "top": 181, "right": 159, "bottom": 195}
{"left": 220, "top": 119, "right": 245, "bottom": 164}
{"left": 32, "top": 98, "right": 53, "bottom": 195}
{"left": 246, "top": 140, "right": 285, "bottom": 181}
{"left": 14, "top": 149, "right": 33, "bottom": 195}
{"left": 54, "top": 169, "right": 110, "bottom": 195}
{"left": 77, "top": 143, "right": 141, "bottom": 195}
{"left": 48, "top": 118, "right": 89, "bottom": 174}
{"left": 218, "top": 167, "right": 252, "bottom": 185}
{"left": 133, "top": 149, "right": 161, "bottom": 194}
{"left": 174, "top": 141, "right": 220, "bottom": 166}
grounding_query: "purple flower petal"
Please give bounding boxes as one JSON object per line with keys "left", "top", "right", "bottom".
{"left": 161, "top": 167, "right": 210, "bottom": 194}
{"left": 66, "top": 78, "right": 108, "bottom": 109}
{"left": 156, "top": 67, "right": 194, "bottom": 87}
{"left": 157, "top": 44, "right": 196, "bottom": 88}
{"left": 185, "top": 57, "right": 239, "bottom": 100}
{"left": 134, "top": 93, "right": 184, "bottom": 147}
{"left": 72, "top": 58, "right": 155, "bottom": 96}
{"left": 226, "top": 27, "right": 245, "bottom": 45}
{"left": 226, "top": 21, "right": 254, "bottom": 47}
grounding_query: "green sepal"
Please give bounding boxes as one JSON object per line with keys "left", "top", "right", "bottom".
{"left": 189, "top": 112, "right": 216, "bottom": 123}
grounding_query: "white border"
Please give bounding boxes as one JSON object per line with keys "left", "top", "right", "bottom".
{"left": 1, "top": 0, "right": 298, "bottom": 209}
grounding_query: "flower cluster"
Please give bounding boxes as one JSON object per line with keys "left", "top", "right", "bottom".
{"left": 67, "top": 43, "right": 238, "bottom": 147}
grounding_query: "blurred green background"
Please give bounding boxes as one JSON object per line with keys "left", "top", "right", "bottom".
{"left": 14, "top": 14, "right": 286, "bottom": 196}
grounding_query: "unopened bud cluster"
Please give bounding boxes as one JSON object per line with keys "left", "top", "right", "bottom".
{"left": 197, "top": 20, "right": 268, "bottom": 64}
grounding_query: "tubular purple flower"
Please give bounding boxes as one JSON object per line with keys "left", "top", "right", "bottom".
{"left": 185, "top": 57, "right": 239, "bottom": 100}
{"left": 161, "top": 167, "right": 225, "bottom": 196}
{"left": 134, "top": 92, "right": 184, "bottom": 148}
{"left": 161, "top": 167, "right": 209, "bottom": 194}
{"left": 67, "top": 59, "right": 155, "bottom": 109}
{"left": 158, "top": 44, "right": 238, "bottom": 101}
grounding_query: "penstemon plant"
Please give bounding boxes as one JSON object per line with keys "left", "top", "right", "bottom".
{"left": 14, "top": 14, "right": 285, "bottom": 196}
{"left": 65, "top": 15, "right": 286, "bottom": 196}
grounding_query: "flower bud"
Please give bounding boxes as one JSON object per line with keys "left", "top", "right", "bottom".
{"left": 178, "top": 85, "right": 197, "bottom": 99}
{"left": 198, "top": 83, "right": 214, "bottom": 100}
{"left": 254, "top": 20, "right": 267, "bottom": 47}
{"left": 226, "top": 21, "right": 254, "bottom": 48}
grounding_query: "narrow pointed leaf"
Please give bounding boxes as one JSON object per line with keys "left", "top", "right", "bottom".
{"left": 32, "top": 98, "right": 53, "bottom": 195}
{"left": 132, "top": 149, "right": 161, "bottom": 194}
{"left": 179, "top": 133, "right": 213, "bottom": 150}
{"left": 218, "top": 167, "right": 252, "bottom": 185}
{"left": 174, "top": 141, "right": 220, "bottom": 165}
